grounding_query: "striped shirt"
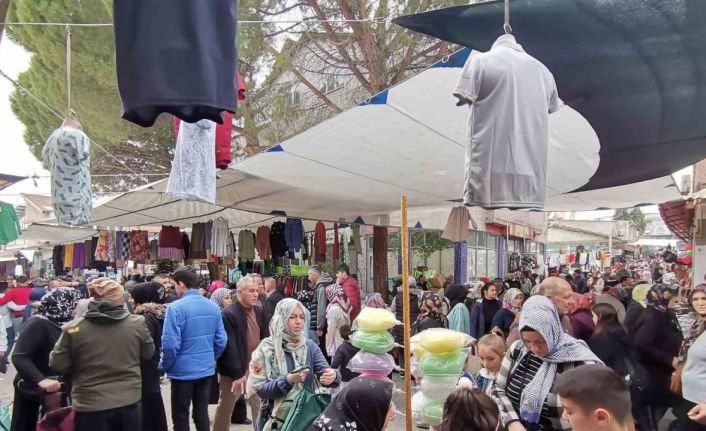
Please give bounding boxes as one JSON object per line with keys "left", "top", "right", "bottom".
{"left": 492, "top": 340, "right": 596, "bottom": 431}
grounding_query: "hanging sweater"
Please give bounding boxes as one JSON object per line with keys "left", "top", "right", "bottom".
{"left": 0, "top": 202, "right": 21, "bottom": 245}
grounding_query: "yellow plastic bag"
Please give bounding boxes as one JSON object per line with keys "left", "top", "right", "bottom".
{"left": 356, "top": 308, "right": 399, "bottom": 331}
{"left": 418, "top": 328, "right": 472, "bottom": 354}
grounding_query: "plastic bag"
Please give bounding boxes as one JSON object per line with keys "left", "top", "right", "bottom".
{"left": 351, "top": 329, "right": 395, "bottom": 354}
{"left": 411, "top": 391, "right": 427, "bottom": 422}
{"left": 347, "top": 351, "right": 396, "bottom": 376}
{"left": 422, "top": 401, "right": 444, "bottom": 427}
{"left": 419, "top": 351, "right": 467, "bottom": 376}
{"left": 418, "top": 328, "right": 472, "bottom": 354}
{"left": 356, "top": 308, "right": 399, "bottom": 331}
{"left": 420, "top": 375, "right": 460, "bottom": 401}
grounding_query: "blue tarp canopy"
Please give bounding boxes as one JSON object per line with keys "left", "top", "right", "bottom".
{"left": 393, "top": 0, "right": 706, "bottom": 191}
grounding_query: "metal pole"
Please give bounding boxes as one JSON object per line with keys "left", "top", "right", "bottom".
{"left": 401, "top": 195, "right": 412, "bottom": 431}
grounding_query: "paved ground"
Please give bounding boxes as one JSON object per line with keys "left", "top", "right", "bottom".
{"left": 0, "top": 365, "right": 674, "bottom": 430}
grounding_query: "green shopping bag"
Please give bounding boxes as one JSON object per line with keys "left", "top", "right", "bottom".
{"left": 0, "top": 401, "right": 11, "bottom": 431}
{"left": 280, "top": 375, "right": 331, "bottom": 431}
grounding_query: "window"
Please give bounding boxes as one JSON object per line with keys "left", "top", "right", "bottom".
{"left": 468, "top": 232, "right": 499, "bottom": 279}
{"left": 287, "top": 85, "right": 301, "bottom": 106}
{"left": 320, "top": 75, "right": 343, "bottom": 94}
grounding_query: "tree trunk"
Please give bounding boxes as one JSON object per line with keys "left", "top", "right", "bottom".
{"left": 373, "top": 226, "right": 389, "bottom": 302}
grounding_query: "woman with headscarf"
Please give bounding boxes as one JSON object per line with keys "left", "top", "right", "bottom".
{"left": 365, "top": 292, "right": 387, "bottom": 309}
{"left": 632, "top": 283, "right": 683, "bottom": 431}
{"left": 11, "top": 288, "right": 81, "bottom": 431}
{"left": 325, "top": 284, "right": 351, "bottom": 357}
{"left": 130, "top": 281, "right": 169, "bottom": 431}
{"left": 209, "top": 287, "right": 233, "bottom": 311}
{"left": 412, "top": 292, "right": 448, "bottom": 335}
{"left": 470, "top": 282, "right": 501, "bottom": 341}
{"left": 493, "top": 295, "right": 600, "bottom": 431}
{"left": 567, "top": 293, "right": 595, "bottom": 342}
{"left": 624, "top": 282, "right": 651, "bottom": 334}
{"left": 676, "top": 285, "right": 706, "bottom": 430}
{"left": 446, "top": 284, "right": 471, "bottom": 334}
{"left": 491, "top": 288, "right": 523, "bottom": 339}
{"left": 309, "top": 376, "right": 395, "bottom": 431}
{"left": 248, "top": 298, "right": 340, "bottom": 431}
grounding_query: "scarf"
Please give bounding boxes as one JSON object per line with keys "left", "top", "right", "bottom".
{"left": 568, "top": 292, "right": 592, "bottom": 315}
{"left": 631, "top": 283, "right": 651, "bottom": 308}
{"left": 647, "top": 283, "right": 679, "bottom": 312}
{"left": 134, "top": 302, "right": 168, "bottom": 320}
{"left": 365, "top": 293, "right": 387, "bottom": 309}
{"left": 502, "top": 288, "right": 523, "bottom": 313}
{"left": 416, "top": 292, "right": 448, "bottom": 327}
{"left": 250, "top": 298, "right": 309, "bottom": 390}
{"left": 311, "top": 376, "right": 393, "bottom": 431}
{"left": 679, "top": 285, "right": 706, "bottom": 360}
{"left": 445, "top": 284, "right": 469, "bottom": 309}
{"left": 518, "top": 296, "right": 601, "bottom": 424}
{"left": 37, "top": 287, "right": 82, "bottom": 325}
{"left": 130, "top": 282, "right": 165, "bottom": 305}
{"left": 209, "top": 287, "right": 232, "bottom": 310}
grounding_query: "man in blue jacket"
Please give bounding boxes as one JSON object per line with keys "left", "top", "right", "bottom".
{"left": 160, "top": 266, "right": 227, "bottom": 431}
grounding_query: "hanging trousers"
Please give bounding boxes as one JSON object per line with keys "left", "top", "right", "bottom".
{"left": 74, "top": 401, "right": 141, "bottom": 431}
{"left": 170, "top": 376, "right": 212, "bottom": 431}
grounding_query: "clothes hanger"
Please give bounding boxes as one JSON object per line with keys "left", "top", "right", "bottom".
{"left": 62, "top": 109, "right": 83, "bottom": 130}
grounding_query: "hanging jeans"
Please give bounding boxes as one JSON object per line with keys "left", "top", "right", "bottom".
{"left": 170, "top": 376, "right": 211, "bottom": 431}
{"left": 74, "top": 401, "right": 141, "bottom": 431}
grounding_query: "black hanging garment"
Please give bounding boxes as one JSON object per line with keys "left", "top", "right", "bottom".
{"left": 113, "top": 0, "right": 238, "bottom": 127}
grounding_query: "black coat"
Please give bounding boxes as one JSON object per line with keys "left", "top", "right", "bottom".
{"left": 218, "top": 301, "right": 269, "bottom": 379}
{"left": 330, "top": 341, "right": 361, "bottom": 382}
{"left": 589, "top": 328, "right": 634, "bottom": 377}
{"left": 392, "top": 290, "right": 421, "bottom": 344}
{"left": 632, "top": 307, "right": 683, "bottom": 392}
{"left": 265, "top": 287, "right": 285, "bottom": 324}
{"left": 140, "top": 310, "right": 165, "bottom": 393}
{"left": 624, "top": 302, "right": 645, "bottom": 335}
{"left": 12, "top": 317, "right": 62, "bottom": 392}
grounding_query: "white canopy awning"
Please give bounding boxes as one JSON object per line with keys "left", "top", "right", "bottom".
{"left": 19, "top": 223, "right": 98, "bottom": 244}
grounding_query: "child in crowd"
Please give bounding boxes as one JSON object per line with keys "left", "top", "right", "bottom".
{"left": 475, "top": 333, "right": 505, "bottom": 396}
{"left": 555, "top": 364, "right": 634, "bottom": 431}
{"left": 437, "top": 387, "right": 500, "bottom": 431}
{"left": 330, "top": 325, "right": 360, "bottom": 384}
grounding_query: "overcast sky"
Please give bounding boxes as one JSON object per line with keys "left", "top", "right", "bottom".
{"left": 0, "top": 35, "right": 51, "bottom": 205}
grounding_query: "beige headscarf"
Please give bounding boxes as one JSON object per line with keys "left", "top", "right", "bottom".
{"left": 88, "top": 277, "right": 125, "bottom": 304}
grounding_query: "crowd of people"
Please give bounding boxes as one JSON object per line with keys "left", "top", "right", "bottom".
{"left": 1, "top": 254, "right": 705, "bottom": 431}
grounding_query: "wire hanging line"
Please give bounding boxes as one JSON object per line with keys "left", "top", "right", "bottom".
{"left": 65, "top": 24, "right": 72, "bottom": 114}
{"left": 0, "top": 65, "right": 149, "bottom": 176}
{"left": 0, "top": 17, "right": 393, "bottom": 27}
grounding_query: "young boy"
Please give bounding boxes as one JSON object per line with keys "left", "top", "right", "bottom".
{"left": 555, "top": 364, "right": 633, "bottom": 431}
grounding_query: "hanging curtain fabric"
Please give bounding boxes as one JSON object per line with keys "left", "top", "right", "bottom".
{"left": 0, "top": 202, "right": 21, "bottom": 245}
{"left": 112, "top": 0, "right": 238, "bottom": 127}
{"left": 255, "top": 225, "right": 271, "bottom": 260}
{"left": 41, "top": 126, "right": 92, "bottom": 226}
{"left": 167, "top": 120, "right": 216, "bottom": 204}
{"left": 210, "top": 218, "right": 229, "bottom": 257}
{"left": 315, "top": 222, "right": 327, "bottom": 262}
{"left": 129, "top": 230, "right": 150, "bottom": 262}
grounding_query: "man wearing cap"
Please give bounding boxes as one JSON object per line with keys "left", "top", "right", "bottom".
{"left": 49, "top": 277, "right": 154, "bottom": 430}
{"left": 160, "top": 266, "right": 227, "bottom": 431}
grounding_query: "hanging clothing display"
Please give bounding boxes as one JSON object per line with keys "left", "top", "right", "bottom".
{"left": 270, "top": 221, "right": 287, "bottom": 257}
{"left": 0, "top": 202, "right": 21, "bottom": 245}
{"left": 315, "top": 221, "right": 327, "bottom": 262}
{"left": 351, "top": 224, "right": 362, "bottom": 254}
{"left": 129, "top": 230, "right": 150, "bottom": 262}
{"left": 442, "top": 206, "right": 472, "bottom": 243}
{"left": 167, "top": 120, "right": 216, "bottom": 204}
{"left": 333, "top": 223, "right": 340, "bottom": 261}
{"left": 149, "top": 239, "right": 159, "bottom": 262}
{"left": 210, "top": 218, "right": 229, "bottom": 257}
{"left": 190, "top": 223, "right": 207, "bottom": 259}
{"left": 238, "top": 229, "right": 256, "bottom": 261}
{"left": 72, "top": 242, "right": 85, "bottom": 269}
{"left": 454, "top": 35, "right": 563, "bottom": 209}
{"left": 63, "top": 243, "right": 74, "bottom": 269}
{"left": 84, "top": 240, "right": 94, "bottom": 268}
{"left": 112, "top": 0, "right": 238, "bottom": 127}
{"left": 94, "top": 231, "right": 115, "bottom": 262}
{"left": 52, "top": 245, "right": 64, "bottom": 275}
{"left": 181, "top": 233, "right": 190, "bottom": 261}
{"left": 255, "top": 225, "right": 271, "bottom": 260}
{"left": 285, "top": 218, "right": 304, "bottom": 253}
{"left": 158, "top": 226, "right": 185, "bottom": 259}
{"left": 204, "top": 221, "right": 213, "bottom": 251}
{"left": 41, "top": 126, "right": 92, "bottom": 226}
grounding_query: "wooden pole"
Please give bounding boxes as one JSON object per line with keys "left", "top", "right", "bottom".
{"left": 401, "top": 195, "right": 412, "bottom": 431}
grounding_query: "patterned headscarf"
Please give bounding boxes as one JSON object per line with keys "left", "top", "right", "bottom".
{"left": 250, "top": 298, "right": 309, "bottom": 383}
{"left": 647, "top": 283, "right": 679, "bottom": 312}
{"left": 502, "top": 288, "right": 523, "bottom": 313}
{"left": 365, "top": 293, "right": 387, "bottom": 309}
{"left": 37, "top": 287, "right": 82, "bottom": 325}
{"left": 679, "top": 284, "right": 706, "bottom": 360}
{"left": 416, "top": 292, "right": 448, "bottom": 327}
{"left": 518, "top": 296, "right": 601, "bottom": 424}
{"left": 209, "top": 288, "right": 232, "bottom": 310}
{"left": 311, "top": 376, "right": 394, "bottom": 431}
{"left": 326, "top": 284, "right": 347, "bottom": 303}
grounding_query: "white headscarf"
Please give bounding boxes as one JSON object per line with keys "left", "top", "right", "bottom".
{"left": 517, "top": 296, "right": 601, "bottom": 424}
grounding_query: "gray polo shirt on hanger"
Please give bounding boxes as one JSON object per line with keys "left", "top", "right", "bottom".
{"left": 454, "top": 35, "right": 564, "bottom": 209}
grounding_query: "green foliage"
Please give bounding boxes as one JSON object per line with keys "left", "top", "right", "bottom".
{"left": 413, "top": 231, "right": 450, "bottom": 265}
{"left": 613, "top": 208, "right": 646, "bottom": 233}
